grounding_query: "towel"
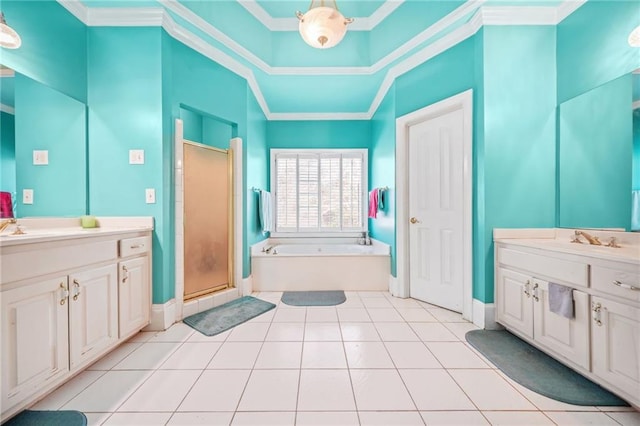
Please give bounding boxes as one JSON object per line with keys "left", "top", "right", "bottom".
{"left": 548, "top": 282, "right": 574, "bottom": 319}
{"left": 258, "top": 190, "right": 273, "bottom": 234}
{"left": 0, "top": 192, "right": 13, "bottom": 218}
{"left": 632, "top": 190, "right": 640, "bottom": 231}
{"left": 368, "top": 190, "right": 378, "bottom": 219}
{"left": 377, "top": 188, "right": 385, "bottom": 211}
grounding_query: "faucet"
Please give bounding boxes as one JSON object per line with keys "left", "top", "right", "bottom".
{"left": 605, "top": 237, "right": 621, "bottom": 248}
{"left": 574, "top": 230, "right": 602, "bottom": 246}
{"left": 263, "top": 245, "right": 273, "bottom": 254}
{"left": 0, "top": 218, "right": 16, "bottom": 233}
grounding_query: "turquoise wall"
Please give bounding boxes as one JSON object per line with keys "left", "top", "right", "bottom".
{"left": 559, "top": 75, "right": 632, "bottom": 228}
{"left": 267, "top": 121, "right": 372, "bottom": 151}
{"left": 634, "top": 110, "right": 640, "bottom": 191}
{"left": 15, "top": 74, "right": 87, "bottom": 217}
{"left": 481, "top": 26, "right": 557, "bottom": 303}
{"left": 0, "top": 112, "right": 16, "bottom": 198}
{"left": 180, "top": 107, "right": 204, "bottom": 143}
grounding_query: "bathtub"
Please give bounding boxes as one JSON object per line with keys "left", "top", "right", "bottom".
{"left": 251, "top": 241, "right": 390, "bottom": 292}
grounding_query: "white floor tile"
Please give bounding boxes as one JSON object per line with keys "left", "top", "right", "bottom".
{"left": 367, "top": 308, "right": 404, "bottom": 322}
{"left": 84, "top": 412, "right": 111, "bottom": 426}
{"left": 304, "top": 323, "right": 342, "bottom": 341}
{"left": 385, "top": 342, "right": 441, "bottom": 369}
{"left": 102, "top": 412, "right": 172, "bottom": 425}
{"left": 362, "top": 297, "right": 393, "bottom": 308}
{"left": 265, "top": 323, "right": 305, "bottom": 341}
{"left": 147, "top": 322, "right": 195, "bottom": 342}
{"left": 118, "top": 370, "right": 200, "bottom": 412}
{"left": 61, "top": 370, "right": 152, "bottom": 412}
{"left": 337, "top": 308, "right": 371, "bottom": 322}
{"left": 167, "top": 412, "right": 234, "bottom": 425}
{"left": 231, "top": 411, "right": 296, "bottom": 425}
{"left": 178, "top": 370, "right": 251, "bottom": 411}
{"left": 397, "top": 308, "right": 438, "bottom": 322}
{"left": 246, "top": 309, "right": 275, "bottom": 323}
{"left": 375, "top": 322, "right": 420, "bottom": 341}
{"left": 306, "top": 307, "right": 338, "bottom": 322}
{"left": 482, "top": 411, "right": 555, "bottom": 425}
{"left": 545, "top": 411, "right": 622, "bottom": 425}
{"left": 340, "top": 323, "right": 381, "bottom": 341}
{"left": 296, "top": 411, "right": 359, "bottom": 425}
{"left": 605, "top": 411, "right": 640, "bottom": 425}
{"left": 301, "top": 341, "right": 347, "bottom": 368}
{"left": 387, "top": 297, "right": 422, "bottom": 309}
{"left": 207, "top": 342, "right": 262, "bottom": 369}
{"left": 425, "top": 342, "right": 490, "bottom": 368}
{"left": 358, "top": 291, "right": 388, "bottom": 298}
{"left": 226, "top": 322, "right": 270, "bottom": 341}
{"left": 399, "top": 369, "right": 475, "bottom": 411}
{"left": 187, "top": 329, "right": 231, "bottom": 342}
{"left": 297, "top": 369, "right": 356, "bottom": 411}
{"left": 237, "top": 370, "right": 299, "bottom": 411}
{"left": 359, "top": 411, "right": 425, "bottom": 425}
{"left": 409, "top": 323, "right": 459, "bottom": 342}
{"left": 344, "top": 341, "right": 394, "bottom": 368}
{"left": 31, "top": 370, "right": 106, "bottom": 410}
{"left": 350, "top": 369, "right": 416, "bottom": 411}
{"left": 126, "top": 331, "right": 155, "bottom": 343}
{"left": 442, "top": 321, "right": 480, "bottom": 340}
{"left": 428, "top": 308, "right": 467, "bottom": 322}
{"left": 448, "top": 369, "right": 537, "bottom": 411}
{"left": 254, "top": 342, "right": 302, "bottom": 369}
{"left": 339, "top": 298, "right": 365, "bottom": 308}
{"left": 112, "top": 342, "right": 182, "bottom": 370}
{"left": 160, "top": 342, "right": 222, "bottom": 369}
{"left": 420, "top": 411, "right": 489, "bottom": 425}
{"left": 272, "top": 308, "right": 306, "bottom": 322}
{"left": 87, "top": 343, "right": 142, "bottom": 371}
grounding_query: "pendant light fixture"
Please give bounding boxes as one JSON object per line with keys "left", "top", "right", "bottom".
{"left": 0, "top": 12, "right": 21, "bottom": 49}
{"left": 296, "top": 0, "right": 353, "bottom": 49}
{"left": 629, "top": 25, "right": 640, "bottom": 47}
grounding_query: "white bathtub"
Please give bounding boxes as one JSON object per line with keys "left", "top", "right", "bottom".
{"left": 251, "top": 241, "right": 390, "bottom": 292}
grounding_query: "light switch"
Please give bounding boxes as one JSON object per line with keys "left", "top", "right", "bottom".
{"left": 145, "top": 188, "right": 156, "bottom": 204}
{"left": 23, "top": 189, "right": 33, "bottom": 204}
{"left": 33, "top": 150, "right": 49, "bottom": 165}
{"left": 129, "top": 150, "right": 145, "bottom": 165}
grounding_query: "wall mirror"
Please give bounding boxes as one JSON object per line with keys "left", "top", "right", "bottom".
{"left": 558, "top": 69, "right": 639, "bottom": 231}
{"left": 0, "top": 65, "right": 87, "bottom": 218}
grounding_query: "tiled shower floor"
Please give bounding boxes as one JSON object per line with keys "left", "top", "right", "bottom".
{"left": 31, "top": 291, "right": 640, "bottom": 425}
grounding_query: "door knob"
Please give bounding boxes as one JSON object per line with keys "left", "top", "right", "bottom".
{"left": 410, "top": 217, "right": 420, "bottom": 224}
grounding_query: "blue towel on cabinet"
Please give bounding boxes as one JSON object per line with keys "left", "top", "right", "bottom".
{"left": 258, "top": 190, "right": 273, "bottom": 234}
{"left": 548, "top": 282, "right": 574, "bottom": 319}
{"left": 632, "top": 190, "right": 640, "bottom": 231}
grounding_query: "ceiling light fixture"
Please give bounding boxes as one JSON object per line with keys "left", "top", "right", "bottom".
{"left": 629, "top": 25, "right": 640, "bottom": 47}
{"left": 296, "top": 0, "right": 353, "bottom": 49}
{"left": 0, "top": 12, "right": 21, "bottom": 49}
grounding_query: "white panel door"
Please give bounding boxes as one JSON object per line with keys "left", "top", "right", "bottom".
{"left": 408, "top": 108, "right": 465, "bottom": 312}
{"left": 119, "top": 257, "right": 150, "bottom": 338}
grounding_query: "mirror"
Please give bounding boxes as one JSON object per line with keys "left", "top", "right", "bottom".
{"left": 558, "top": 70, "right": 637, "bottom": 231}
{"left": 0, "top": 66, "right": 87, "bottom": 218}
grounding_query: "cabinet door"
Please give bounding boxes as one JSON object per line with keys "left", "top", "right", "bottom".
{"left": 592, "top": 296, "right": 640, "bottom": 403}
{"left": 68, "top": 265, "right": 118, "bottom": 369}
{"left": 533, "top": 281, "right": 590, "bottom": 370}
{"left": 1, "top": 277, "right": 69, "bottom": 411}
{"left": 496, "top": 268, "right": 533, "bottom": 338}
{"left": 119, "top": 257, "right": 150, "bottom": 338}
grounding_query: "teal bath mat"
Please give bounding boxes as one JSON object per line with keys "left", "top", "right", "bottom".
{"left": 281, "top": 290, "right": 346, "bottom": 306}
{"left": 466, "top": 330, "right": 629, "bottom": 406}
{"left": 5, "top": 410, "right": 87, "bottom": 426}
{"left": 184, "top": 296, "right": 275, "bottom": 336}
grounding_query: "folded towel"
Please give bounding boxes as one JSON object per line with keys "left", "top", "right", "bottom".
{"left": 368, "top": 190, "right": 378, "bottom": 219}
{"left": 258, "top": 190, "right": 273, "bottom": 234}
{"left": 548, "top": 282, "right": 574, "bottom": 319}
{"left": 632, "top": 190, "right": 640, "bottom": 231}
{"left": 0, "top": 192, "right": 13, "bottom": 218}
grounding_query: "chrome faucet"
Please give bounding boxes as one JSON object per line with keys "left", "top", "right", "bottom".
{"left": 574, "top": 230, "right": 602, "bottom": 246}
{"left": 0, "top": 218, "right": 16, "bottom": 233}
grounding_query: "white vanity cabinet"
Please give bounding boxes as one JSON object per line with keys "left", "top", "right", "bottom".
{"left": 0, "top": 224, "right": 153, "bottom": 422}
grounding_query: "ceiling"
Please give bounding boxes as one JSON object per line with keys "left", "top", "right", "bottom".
{"left": 75, "top": 0, "right": 573, "bottom": 119}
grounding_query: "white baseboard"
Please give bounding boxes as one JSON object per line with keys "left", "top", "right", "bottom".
{"left": 242, "top": 275, "right": 253, "bottom": 296}
{"left": 472, "top": 299, "right": 501, "bottom": 330}
{"left": 389, "top": 274, "right": 409, "bottom": 298}
{"left": 145, "top": 299, "right": 177, "bottom": 331}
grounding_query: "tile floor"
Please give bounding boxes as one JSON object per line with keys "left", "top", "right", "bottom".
{"left": 31, "top": 291, "right": 640, "bottom": 426}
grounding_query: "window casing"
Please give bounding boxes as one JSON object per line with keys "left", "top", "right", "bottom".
{"left": 270, "top": 149, "right": 368, "bottom": 236}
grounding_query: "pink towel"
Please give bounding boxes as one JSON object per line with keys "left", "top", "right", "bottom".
{"left": 0, "top": 192, "right": 13, "bottom": 218}
{"left": 368, "top": 190, "right": 378, "bottom": 219}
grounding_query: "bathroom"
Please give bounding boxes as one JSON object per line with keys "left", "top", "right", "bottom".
{"left": 0, "top": 0, "right": 639, "bottom": 424}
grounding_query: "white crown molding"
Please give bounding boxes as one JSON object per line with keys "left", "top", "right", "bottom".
{"left": 481, "top": 6, "right": 557, "bottom": 25}
{"left": 86, "top": 7, "right": 164, "bottom": 26}
{"left": 57, "top": 0, "right": 88, "bottom": 23}
{"left": 0, "top": 103, "right": 15, "bottom": 115}
{"left": 268, "top": 112, "right": 370, "bottom": 121}
{"left": 556, "top": 0, "right": 587, "bottom": 23}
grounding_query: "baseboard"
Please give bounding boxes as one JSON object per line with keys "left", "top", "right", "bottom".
{"left": 472, "top": 299, "right": 502, "bottom": 330}
{"left": 145, "top": 299, "right": 177, "bottom": 331}
{"left": 242, "top": 275, "right": 253, "bottom": 296}
{"left": 389, "top": 274, "right": 409, "bottom": 298}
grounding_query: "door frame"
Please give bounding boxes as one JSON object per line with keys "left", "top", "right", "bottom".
{"left": 395, "top": 89, "right": 473, "bottom": 321}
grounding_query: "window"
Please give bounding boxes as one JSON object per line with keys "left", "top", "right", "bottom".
{"left": 271, "top": 149, "right": 368, "bottom": 234}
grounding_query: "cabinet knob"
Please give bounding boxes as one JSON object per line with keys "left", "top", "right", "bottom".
{"left": 592, "top": 302, "right": 602, "bottom": 326}
{"left": 612, "top": 280, "right": 639, "bottom": 291}
{"left": 122, "top": 265, "right": 129, "bottom": 283}
{"left": 532, "top": 283, "right": 539, "bottom": 302}
{"left": 72, "top": 279, "right": 81, "bottom": 301}
{"left": 59, "top": 283, "right": 69, "bottom": 305}
{"left": 523, "top": 280, "right": 531, "bottom": 298}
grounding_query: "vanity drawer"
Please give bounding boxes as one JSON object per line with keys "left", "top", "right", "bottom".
{"left": 591, "top": 265, "right": 640, "bottom": 303}
{"left": 119, "top": 236, "right": 151, "bottom": 258}
{"left": 498, "top": 247, "right": 588, "bottom": 288}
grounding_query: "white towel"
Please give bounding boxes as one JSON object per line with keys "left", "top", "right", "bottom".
{"left": 258, "top": 190, "right": 273, "bottom": 234}
{"left": 632, "top": 190, "right": 640, "bottom": 231}
{"left": 548, "top": 282, "right": 574, "bottom": 319}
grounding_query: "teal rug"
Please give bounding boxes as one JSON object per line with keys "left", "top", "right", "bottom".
{"left": 281, "top": 290, "right": 346, "bottom": 306}
{"left": 184, "top": 296, "right": 275, "bottom": 336}
{"left": 466, "top": 330, "right": 629, "bottom": 406}
{"left": 5, "top": 410, "right": 86, "bottom": 426}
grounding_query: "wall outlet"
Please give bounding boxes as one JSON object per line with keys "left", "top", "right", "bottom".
{"left": 145, "top": 188, "right": 156, "bottom": 204}
{"left": 129, "top": 150, "right": 145, "bottom": 165}
{"left": 23, "top": 189, "right": 34, "bottom": 204}
{"left": 33, "top": 150, "right": 49, "bottom": 165}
